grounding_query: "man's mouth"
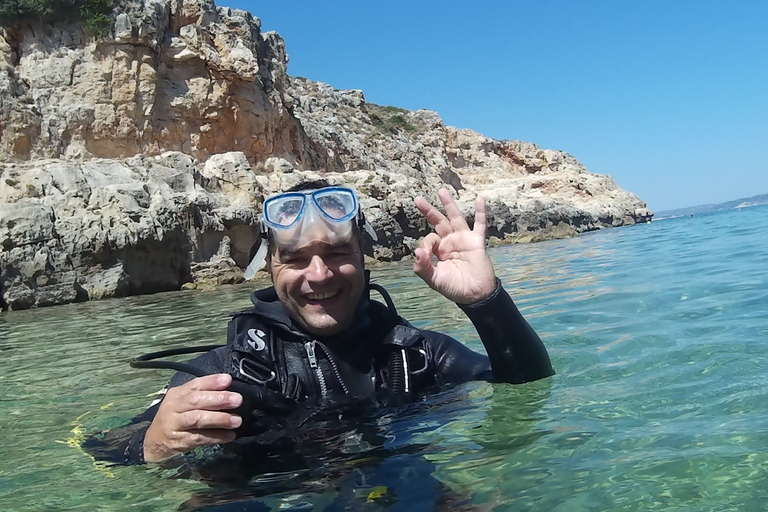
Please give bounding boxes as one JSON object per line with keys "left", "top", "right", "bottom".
{"left": 305, "top": 290, "right": 340, "bottom": 301}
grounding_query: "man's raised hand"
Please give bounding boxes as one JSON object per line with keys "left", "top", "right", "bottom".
{"left": 413, "top": 188, "right": 497, "bottom": 304}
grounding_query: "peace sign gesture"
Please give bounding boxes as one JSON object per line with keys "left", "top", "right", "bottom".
{"left": 413, "top": 189, "right": 497, "bottom": 304}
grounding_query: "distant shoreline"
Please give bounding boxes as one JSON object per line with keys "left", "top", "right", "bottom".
{"left": 654, "top": 193, "right": 768, "bottom": 219}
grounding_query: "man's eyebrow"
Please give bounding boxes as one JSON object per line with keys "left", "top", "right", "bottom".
{"left": 277, "top": 246, "right": 321, "bottom": 260}
{"left": 278, "top": 241, "right": 354, "bottom": 260}
{"left": 277, "top": 247, "right": 301, "bottom": 259}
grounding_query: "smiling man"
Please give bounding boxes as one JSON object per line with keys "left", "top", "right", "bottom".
{"left": 99, "top": 180, "right": 554, "bottom": 465}
{"left": 263, "top": 187, "right": 367, "bottom": 336}
{"left": 270, "top": 235, "right": 365, "bottom": 336}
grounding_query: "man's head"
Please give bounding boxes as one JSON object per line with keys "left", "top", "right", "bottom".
{"left": 252, "top": 180, "right": 367, "bottom": 337}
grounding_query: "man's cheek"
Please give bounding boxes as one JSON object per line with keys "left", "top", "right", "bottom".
{"left": 339, "top": 260, "right": 361, "bottom": 273}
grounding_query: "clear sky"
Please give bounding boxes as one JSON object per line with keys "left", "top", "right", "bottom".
{"left": 221, "top": 0, "right": 767, "bottom": 212}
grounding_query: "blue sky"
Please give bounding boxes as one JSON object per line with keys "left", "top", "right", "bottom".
{"left": 222, "top": 1, "right": 767, "bottom": 212}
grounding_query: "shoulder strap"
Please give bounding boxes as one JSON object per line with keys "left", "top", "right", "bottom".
{"left": 227, "top": 313, "right": 282, "bottom": 389}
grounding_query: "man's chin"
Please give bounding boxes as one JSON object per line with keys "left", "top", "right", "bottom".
{"left": 301, "top": 314, "right": 353, "bottom": 338}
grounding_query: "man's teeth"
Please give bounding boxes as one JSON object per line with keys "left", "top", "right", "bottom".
{"left": 306, "top": 291, "right": 339, "bottom": 300}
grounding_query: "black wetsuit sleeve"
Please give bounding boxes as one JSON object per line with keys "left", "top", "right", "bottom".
{"left": 421, "top": 330, "right": 496, "bottom": 385}
{"left": 82, "top": 347, "right": 230, "bottom": 465}
{"left": 458, "top": 278, "right": 554, "bottom": 384}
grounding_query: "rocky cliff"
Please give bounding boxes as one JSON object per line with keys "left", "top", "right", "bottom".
{"left": 0, "top": 0, "right": 652, "bottom": 310}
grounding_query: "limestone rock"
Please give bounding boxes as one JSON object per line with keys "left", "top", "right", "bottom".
{"left": 0, "top": 0, "right": 312, "bottom": 166}
{"left": 0, "top": 0, "right": 653, "bottom": 310}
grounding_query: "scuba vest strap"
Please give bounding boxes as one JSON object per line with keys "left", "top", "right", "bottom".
{"left": 382, "top": 325, "right": 421, "bottom": 348}
{"left": 227, "top": 315, "right": 284, "bottom": 387}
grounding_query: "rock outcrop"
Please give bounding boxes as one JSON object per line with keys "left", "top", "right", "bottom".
{"left": 0, "top": 0, "right": 652, "bottom": 310}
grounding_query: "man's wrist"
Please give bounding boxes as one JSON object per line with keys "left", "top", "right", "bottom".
{"left": 123, "top": 428, "right": 148, "bottom": 464}
{"left": 459, "top": 278, "right": 502, "bottom": 308}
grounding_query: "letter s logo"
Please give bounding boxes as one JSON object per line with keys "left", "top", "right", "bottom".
{"left": 247, "top": 328, "right": 267, "bottom": 351}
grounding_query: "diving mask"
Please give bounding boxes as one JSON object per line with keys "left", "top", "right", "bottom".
{"left": 245, "top": 187, "right": 376, "bottom": 279}
{"left": 264, "top": 186, "right": 359, "bottom": 248}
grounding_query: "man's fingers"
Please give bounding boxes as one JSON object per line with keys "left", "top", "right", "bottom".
{"left": 164, "top": 376, "right": 243, "bottom": 413}
{"left": 473, "top": 195, "right": 487, "bottom": 237}
{"left": 185, "top": 429, "right": 238, "bottom": 447}
{"left": 413, "top": 247, "right": 436, "bottom": 286}
{"left": 143, "top": 381, "right": 244, "bottom": 462}
{"left": 144, "top": 404, "right": 242, "bottom": 461}
{"left": 176, "top": 409, "right": 243, "bottom": 431}
{"left": 184, "top": 390, "right": 243, "bottom": 412}
{"left": 419, "top": 233, "right": 441, "bottom": 256}
{"left": 437, "top": 188, "right": 469, "bottom": 231}
{"left": 154, "top": 427, "right": 238, "bottom": 456}
{"left": 416, "top": 189, "right": 472, "bottom": 237}
{"left": 413, "top": 234, "right": 441, "bottom": 286}
{"left": 187, "top": 373, "right": 233, "bottom": 392}
{"left": 415, "top": 195, "right": 453, "bottom": 238}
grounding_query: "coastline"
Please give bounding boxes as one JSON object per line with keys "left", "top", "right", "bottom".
{"left": 0, "top": 0, "right": 651, "bottom": 310}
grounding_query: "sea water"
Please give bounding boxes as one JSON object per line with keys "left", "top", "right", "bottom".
{"left": 1, "top": 204, "right": 767, "bottom": 511}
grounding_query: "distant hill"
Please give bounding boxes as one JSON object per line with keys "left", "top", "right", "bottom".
{"left": 655, "top": 193, "right": 768, "bottom": 219}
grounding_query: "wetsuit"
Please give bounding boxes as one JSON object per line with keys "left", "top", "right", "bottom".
{"left": 85, "top": 278, "right": 553, "bottom": 467}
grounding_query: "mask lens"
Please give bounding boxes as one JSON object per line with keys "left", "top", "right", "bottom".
{"left": 313, "top": 188, "right": 357, "bottom": 221}
{"left": 260, "top": 187, "right": 359, "bottom": 251}
{"left": 265, "top": 195, "right": 305, "bottom": 227}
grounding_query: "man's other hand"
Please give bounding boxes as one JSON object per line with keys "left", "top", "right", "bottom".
{"left": 143, "top": 374, "right": 243, "bottom": 462}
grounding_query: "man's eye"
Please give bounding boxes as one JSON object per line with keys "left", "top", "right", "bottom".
{"left": 282, "top": 256, "right": 307, "bottom": 265}
{"left": 328, "top": 250, "right": 354, "bottom": 258}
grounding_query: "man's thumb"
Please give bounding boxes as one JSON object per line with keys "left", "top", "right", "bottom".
{"left": 413, "top": 247, "right": 436, "bottom": 286}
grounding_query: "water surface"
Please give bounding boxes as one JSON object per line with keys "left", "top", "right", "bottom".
{"left": 2, "top": 205, "right": 767, "bottom": 511}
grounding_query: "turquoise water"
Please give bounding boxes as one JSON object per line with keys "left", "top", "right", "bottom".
{"left": 1, "top": 205, "right": 767, "bottom": 511}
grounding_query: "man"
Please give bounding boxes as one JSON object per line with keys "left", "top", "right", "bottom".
{"left": 92, "top": 181, "right": 553, "bottom": 466}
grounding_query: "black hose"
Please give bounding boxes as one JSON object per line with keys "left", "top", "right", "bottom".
{"left": 129, "top": 344, "right": 223, "bottom": 376}
{"left": 369, "top": 283, "right": 398, "bottom": 316}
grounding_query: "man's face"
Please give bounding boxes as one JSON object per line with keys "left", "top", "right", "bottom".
{"left": 269, "top": 237, "right": 365, "bottom": 337}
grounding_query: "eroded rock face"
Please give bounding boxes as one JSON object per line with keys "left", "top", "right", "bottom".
{"left": 0, "top": 0, "right": 316, "bottom": 166}
{"left": 0, "top": 0, "right": 652, "bottom": 310}
{"left": 0, "top": 154, "right": 252, "bottom": 309}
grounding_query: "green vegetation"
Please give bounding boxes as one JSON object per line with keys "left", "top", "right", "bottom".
{"left": 379, "top": 105, "right": 408, "bottom": 115}
{"left": 368, "top": 113, "right": 384, "bottom": 126}
{"left": 0, "top": 0, "right": 115, "bottom": 36}
{"left": 386, "top": 113, "right": 414, "bottom": 132}
{"left": 364, "top": 104, "right": 416, "bottom": 134}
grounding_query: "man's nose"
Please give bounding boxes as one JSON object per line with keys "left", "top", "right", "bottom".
{"left": 306, "top": 255, "right": 333, "bottom": 281}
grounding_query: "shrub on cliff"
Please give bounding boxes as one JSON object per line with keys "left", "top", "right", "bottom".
{"left": 0, "top": 0, "right": 114, "bottom": 36}
{"left": 364, "top": 104, "right": 417, "bottom": 134}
